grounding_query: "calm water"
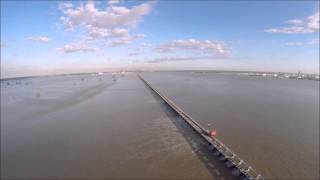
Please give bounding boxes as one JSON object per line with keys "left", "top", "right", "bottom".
{"left": 1, "top": 73, "right": 234, "bottom": 179}
{"left": 143, "top": 72, "right": 319, "bottom": 179}
{"left": 1, "top": 72, "right": 319, "bottom": 179}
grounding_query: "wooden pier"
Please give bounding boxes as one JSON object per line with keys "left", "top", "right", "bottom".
{"left": 138, "top": 74, "right": 264, "bottom": 180}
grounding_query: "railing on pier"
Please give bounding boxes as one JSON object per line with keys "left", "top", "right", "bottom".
{"left": 138, "top": 74, "right": 264, "bottom": 180}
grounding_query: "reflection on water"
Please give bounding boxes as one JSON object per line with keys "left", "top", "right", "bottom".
{"left": 1, "top": 73, "right": 221, "bottom": 179}
{"left": 1, "top": 72, "right": 318, "bottom": 179}
{"left": 143, "top": 72, "right": 319, "bottom": 179}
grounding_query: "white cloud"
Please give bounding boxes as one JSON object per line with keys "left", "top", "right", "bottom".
{"left": 26, "top": 36, "right": 51, "bottom": 42}
{"left": 265, "top": 27, "right": 314, "bottom": 34}
{"left": 285, "top": 42, "right": 305, "bottom": 46}
{"left": 126, "top": 42, "right": 153, "bottom": 56}
{"left": 285, "top": 42, "right": 304, "bottom": 46}
{"left": 110, "top": 38, "right": 132, "bottom": 47}
{"left": 127, "top": 51, "right": 141, "bottom": 56}
{"left": 57, "top": 43, "right": 99, "bottom": 53}
{"left": 58, "top": 1, "right": 153, "bottom": 47}
{"left": 148, "top": 55, "right": 225, "bottom": 63}
{"left": 141, "top": 43, "right": 152, "bottom": 47}
{"left": 285, "top": 38, "right": 320, "bottom": 46}
{"left": 287, "top": 19, "right": 304, "bottom": 26}
{"left": 108, "top": 0, "right": 121, "bottom": 6}
{"left": 149, "top": 39, "right": 229, "bottom": 63}
{"left": 309, "top": 38, "right": 320, "bottom": 45}
{"left": 133, "top": 34, "right": 146, "bottom": 39}
{"left": 84, "top": 26, "right": 130, "bottom": 39}
{"left": 307, "top": 12, "right": 320, "bottom": 31}
{"left": 264, "top": 12, "right": 319, "bottom": 34}
{"left": 155, "top": 39, "right": 228, "bottom": 55}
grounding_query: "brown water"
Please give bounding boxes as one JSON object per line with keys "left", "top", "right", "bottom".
{"left": 143, "top": 72, "right": 319, "bottom": 179}
{"left": 1, "top": 73, "right": 236, "bottom": 179}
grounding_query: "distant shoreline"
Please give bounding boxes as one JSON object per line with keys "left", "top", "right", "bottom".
{"left": 1, "top": 70, "right": 319, "bottom": 81}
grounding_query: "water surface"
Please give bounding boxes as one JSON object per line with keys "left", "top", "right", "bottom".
{"left": 1, "top": 73, "right": 232, "bottom": 179}
{"left": 143, "top": 72, "right": 319, "bottom": 179}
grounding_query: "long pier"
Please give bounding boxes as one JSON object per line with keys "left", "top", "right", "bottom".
{"left": 138, "top": 74, "right": 264, "bottom": 180}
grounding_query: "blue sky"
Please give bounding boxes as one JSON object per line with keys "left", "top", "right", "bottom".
{"left": 1, "top": 0, "right": 319, "bottom": 77}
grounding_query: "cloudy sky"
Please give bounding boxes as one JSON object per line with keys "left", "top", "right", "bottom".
{"left": 1, "top": 0, "right": 319, "bottom": 78}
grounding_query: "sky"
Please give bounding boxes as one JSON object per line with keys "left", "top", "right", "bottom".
{"left": 1, "top": 0, "right": 319, "bottom": 78}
